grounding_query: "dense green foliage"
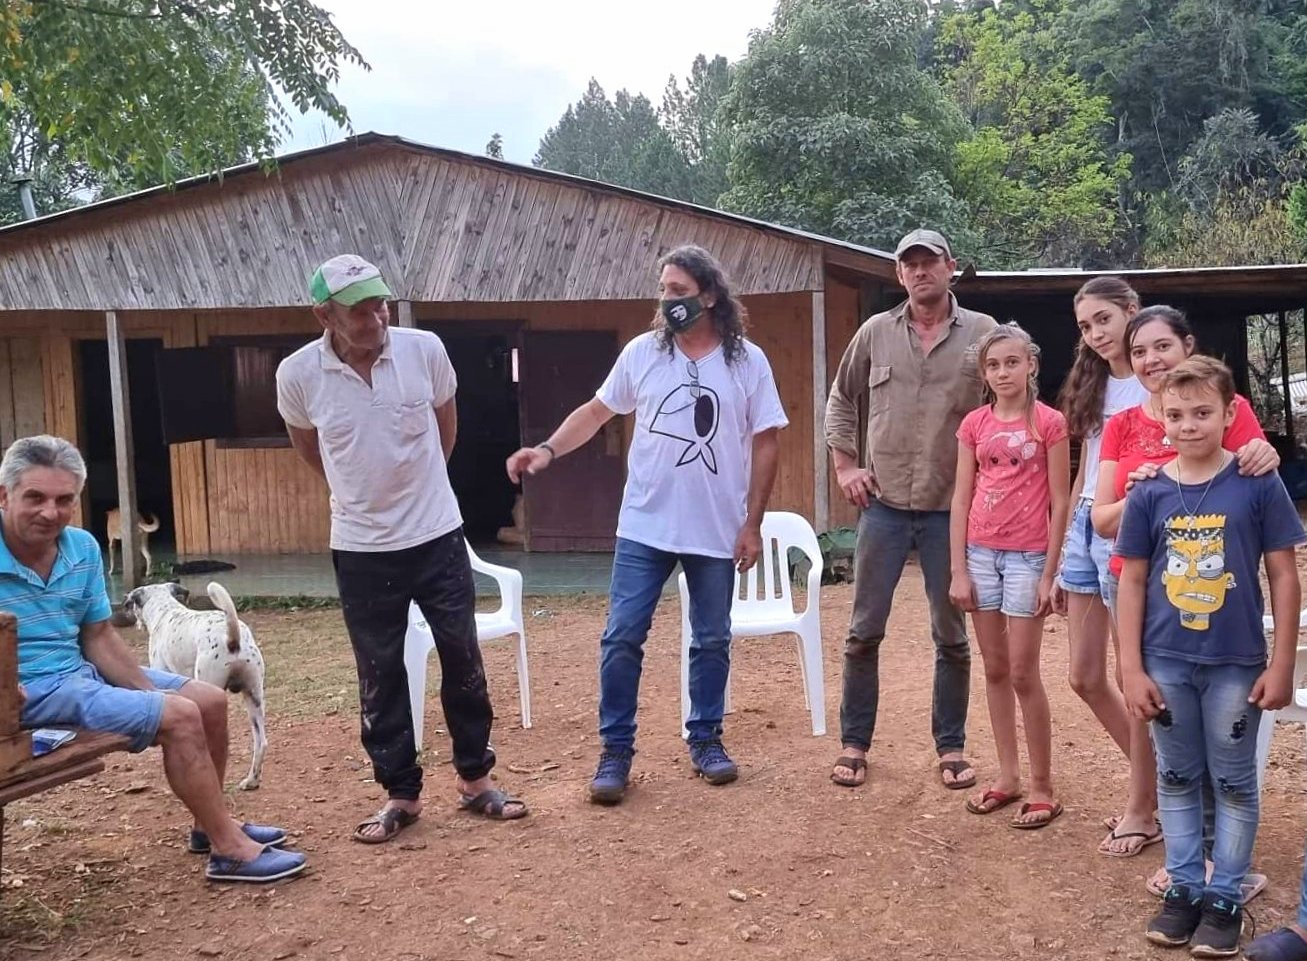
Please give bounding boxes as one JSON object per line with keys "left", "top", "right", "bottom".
{"left": 536, "top": 0, "right": 1307, "bottom": 268}
{"left": 0, "top": 0, "right": 366, "bottom": 225}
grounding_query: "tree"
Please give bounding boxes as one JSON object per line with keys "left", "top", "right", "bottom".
{"left": 660, "top": 54, "right": 734, "bottom": 206}
{"left": 486, "top": 133, "right": 504, "bottom": 160}
{"left": 1061, "top": 0, "right": 1280, "bottom": 196}
{"left": 0, "top": 105, "right": 99, "bottom": 225}
{"left": 534, "top": 80, "right": 692, "bottom": 199}
{"left": 0, "top": 0, "right": 367, "bottom": 185}
{"left": 938, "top": 0, "right": 1131, "bottom": 266}
{"left": 718, "top": 0, "right": 976, "bottom": 255}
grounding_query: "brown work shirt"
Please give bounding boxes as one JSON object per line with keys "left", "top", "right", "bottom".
{"left": 825, "top": 295, "right": 997, "bottom": 512}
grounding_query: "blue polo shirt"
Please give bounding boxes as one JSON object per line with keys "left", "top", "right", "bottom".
{"left": 0, "top": 523, "right": 113, "bottom": 685}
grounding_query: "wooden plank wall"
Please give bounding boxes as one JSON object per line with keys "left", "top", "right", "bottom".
{"left": 0, "top": 144, "right": 845, "bottom": 312}
{"left": 0, "top": 337, "right": 48, "bottom": 448}
{"left": 191, "top": 311, "right": 327, "bottom": 555}
{"left": 824, "top": 278, "right": 867, "bottom": 530}
{"left": 422, "top": 293, "right": 817, "bottom": 522}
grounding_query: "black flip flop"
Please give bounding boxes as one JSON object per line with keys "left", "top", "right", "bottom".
{"left": 351, "top": 807, "right": 420, "bottom": 844}
{"left": 938, "top": 759, "right": 977, "bottom": 790}
{"left": 458, "top": 789, "right": 529, "bottom": 821}
{"left": 831, "top": 755, "right": 867, "bottom": 787}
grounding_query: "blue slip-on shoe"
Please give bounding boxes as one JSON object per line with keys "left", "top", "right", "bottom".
{"left": 689, "top": 739, "right": 739, "bottom": 785}
{"left": 188, "top": 822, "right": 288, "bottom": 854}
{"left": 588, "top": 748, "right": 634, "bottom": 804}
{"left": 1245, "top": 928, "right": 1307, "bottom": 961}
{"left": 205, "top": 846, "right": 307, "bottom": 884}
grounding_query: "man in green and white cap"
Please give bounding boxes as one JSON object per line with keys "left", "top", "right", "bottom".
{"left": 276, "top": 254, "right": 528, "bottom": 844}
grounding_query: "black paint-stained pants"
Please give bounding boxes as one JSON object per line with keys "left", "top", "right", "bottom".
{"left": 332, "top": 527, "right": 495, "bottom": 800}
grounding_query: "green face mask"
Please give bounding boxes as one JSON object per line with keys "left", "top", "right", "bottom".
{"left": 660, "top": 296, "right": 703, "bottom": 332}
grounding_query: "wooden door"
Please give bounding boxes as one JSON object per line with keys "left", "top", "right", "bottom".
{"left": 519, "top": 331, "right": 623, "bottom": 551}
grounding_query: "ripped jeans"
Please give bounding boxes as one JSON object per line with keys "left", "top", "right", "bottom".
{"left": 1146, "top": 654, "right": 1263, "bottom": 903}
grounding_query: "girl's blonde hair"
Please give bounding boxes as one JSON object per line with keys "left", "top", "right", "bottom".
{"left": 977, "top": 322, "right": 1044, "bottom": 441}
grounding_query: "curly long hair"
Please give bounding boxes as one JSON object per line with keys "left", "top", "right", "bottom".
{"left": 1058, "top": 276, "right": 1140, "bottom": 439}
{"left": 651, "top": 245, "right": 749, "bottom": 364}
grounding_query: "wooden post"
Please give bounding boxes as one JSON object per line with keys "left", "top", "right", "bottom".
{"left": 812, "top": 289, "right": 829, "bottom": 534}
{"left": 106, "top": 312, "right": 143, "bottom": 588}
{"left": 0, "top": 613, "right": 32, "bottom": 778}
{"left": 396, "top": 300, "right": 414, "bottom": 328}
{"left": 1279, "top": 311, "right": 1296, "bottom": 451}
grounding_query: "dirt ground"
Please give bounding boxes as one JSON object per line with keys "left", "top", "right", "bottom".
{"left": 2, "top": 569, "right": 1306, "bottom": 961}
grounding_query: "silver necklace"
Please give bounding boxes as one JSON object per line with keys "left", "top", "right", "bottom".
{"left": 1173, "top": 452, "right": 1229, "bottom": 518}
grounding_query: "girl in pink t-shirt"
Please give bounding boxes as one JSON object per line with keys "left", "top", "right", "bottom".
{"left": 949, "top": 324, "right": 1071, "bottom": 829}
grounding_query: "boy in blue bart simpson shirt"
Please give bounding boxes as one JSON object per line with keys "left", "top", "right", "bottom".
{"left": 1115, "top": 356, "right": 1304, "bottom": 959}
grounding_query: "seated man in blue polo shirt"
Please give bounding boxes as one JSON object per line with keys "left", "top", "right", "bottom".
{"left": 6, "top": 435, "right": 306, "bottom": 884}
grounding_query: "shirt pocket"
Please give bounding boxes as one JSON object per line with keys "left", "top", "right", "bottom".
{"left": 394, "top": 400, "right": 432, "bottom": 440}
{"left": 951, "top": 344, "right": 985, "bottom": 412}
{"left": 867, "top": 365, "right": 893, "bottom": 416}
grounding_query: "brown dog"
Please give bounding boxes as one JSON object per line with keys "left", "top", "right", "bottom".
{"left": 106, "top": 509, "right": 159, "bottom": 575}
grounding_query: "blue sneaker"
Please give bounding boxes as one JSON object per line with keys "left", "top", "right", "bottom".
{"left": 188, "top": 822, "right": 288, "bottom": 854}
{"left": 689, "top": 739, "right": 738, "bottom": 785}
{"left": 588, "top": 748, "right": 634, "bottom": 804}
{"left": 206, "top": 847, "right": 307, "bottom": 884}
{"left": 1245, "top": 927, "right": 1307, "bottom": 961}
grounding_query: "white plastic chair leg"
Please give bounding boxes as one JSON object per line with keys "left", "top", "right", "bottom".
{"left": 1255, "top": 707, "right": 1276, "bottom": 793}
{"left": 679, "top": 590, "right": 692, "bottom": 739}
{"left": 404, "top": 622, "right": 434, "bottom": 751}
{"left": 799, "top": 623, "right": 827, "bottom": 737}
{"left": 515, "top": 633, "right": 533, "bottom": 729}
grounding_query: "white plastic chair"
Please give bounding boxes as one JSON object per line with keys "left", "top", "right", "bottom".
{"left": 403, "top": 544, "right": 532, "bottom": 751}
{"left": 678, "top": 511, "right": 826, "bottom": 737}
{"left": 1255, "top": 609, "right": 1307, "bottom": 789}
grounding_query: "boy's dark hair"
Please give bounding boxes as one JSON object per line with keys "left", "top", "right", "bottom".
{"left": 1160, "top": 355, "right": 1236, "bottom": 407}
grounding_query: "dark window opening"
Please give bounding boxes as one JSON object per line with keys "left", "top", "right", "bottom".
{"left": 154, "top": 334, "right": 314, "bottom": 448}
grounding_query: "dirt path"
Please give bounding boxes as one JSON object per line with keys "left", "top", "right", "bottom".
{"left": 2, "top": 576, "right": 1305, "bottom": 961}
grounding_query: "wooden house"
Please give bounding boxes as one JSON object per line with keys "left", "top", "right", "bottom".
{"left": 0, "top": 134, "right": 900, "bottom": 567}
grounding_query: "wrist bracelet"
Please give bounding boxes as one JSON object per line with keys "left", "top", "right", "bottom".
{"left": 537, "top": 442, "right": 557, "bottom": 460}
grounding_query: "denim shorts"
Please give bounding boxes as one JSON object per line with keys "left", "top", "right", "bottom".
{"left": 1057, "top": 497, "right": 1115, "bottom": 598}
{"left": 20, "top": 662, "right": 190, "bottom": 753}
{"left": 966, "top": 545, "right": 1047, "bottom": 617}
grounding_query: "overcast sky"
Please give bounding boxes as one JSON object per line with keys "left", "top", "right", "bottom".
{"left": 283, "top": 0, "right": 778, "bottom": 165}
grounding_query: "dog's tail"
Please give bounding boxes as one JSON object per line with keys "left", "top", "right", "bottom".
{"left": 138, "top": 512, "right": 161, "bottom": 533}
{"left": 206, "top": 582, "right": 242, "bottom": 653}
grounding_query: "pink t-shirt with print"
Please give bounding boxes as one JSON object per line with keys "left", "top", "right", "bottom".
{"left": 956, "top": 401, "right": 1069, "bottom": 552}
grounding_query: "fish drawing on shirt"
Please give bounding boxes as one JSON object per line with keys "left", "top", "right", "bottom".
{"left": 650, "top": 383, "right": 720, "bottom": 474}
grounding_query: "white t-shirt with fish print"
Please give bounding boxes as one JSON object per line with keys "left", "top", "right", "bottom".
{"left": 596, "top": 331, "right": 788, "bottom": 558}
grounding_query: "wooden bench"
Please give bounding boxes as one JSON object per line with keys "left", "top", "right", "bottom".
{"left": 0, "top": 612, "right": 130, "bottom": 877}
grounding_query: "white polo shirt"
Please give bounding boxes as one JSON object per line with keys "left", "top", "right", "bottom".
{"left": 275, "top": 327, "right": 462, "bottom": 552}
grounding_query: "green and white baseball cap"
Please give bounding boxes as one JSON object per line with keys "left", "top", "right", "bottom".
{"left": 309, "top": 254, "right": 392, "bottom": 306}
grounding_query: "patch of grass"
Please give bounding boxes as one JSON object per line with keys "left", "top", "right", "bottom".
{"left": 246, "top": 609, "right": 359, "bottom": 718}
{"left": 234, "top": 594, "right": 341, "bottom": 613}
{"left": 0, "top": 879, "right": 94, "bottom": 944}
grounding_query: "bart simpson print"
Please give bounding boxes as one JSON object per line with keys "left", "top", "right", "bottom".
{"left": 1162, "top": 514, "right": 1235, "bottom": 630}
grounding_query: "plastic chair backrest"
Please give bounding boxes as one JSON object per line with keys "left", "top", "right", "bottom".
{"left": 736, "top": 512, "right": 822, "bottom": 617}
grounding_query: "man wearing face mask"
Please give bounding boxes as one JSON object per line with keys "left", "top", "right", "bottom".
{"left": 506, "top": 244, "right": 787, "bottom": 804}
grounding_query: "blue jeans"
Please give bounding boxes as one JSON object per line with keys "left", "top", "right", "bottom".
{"left": 840, "top": 500, "right": 971, "bottom": 753}
{"left": 1146, "top": 654, "right": 1264, "bottom": 903}
{"left": 22, "top": 662, "right": 190, "bottom": 753}
{"left": 1057, "top": 497, "right": 1115, "bottom": 598}
{"left": 598, "top": 537, "right": 735, "bottom": 750}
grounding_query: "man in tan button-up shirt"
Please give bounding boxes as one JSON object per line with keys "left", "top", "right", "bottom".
{"left": 824, "top": 229, "right": 996, "bottom": 791}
